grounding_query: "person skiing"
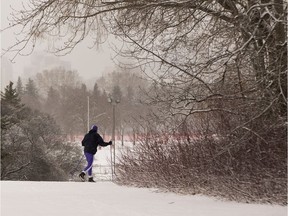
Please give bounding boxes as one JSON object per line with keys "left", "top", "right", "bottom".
{"left": 79, "top": 124, "right": 112, "bottom": 182}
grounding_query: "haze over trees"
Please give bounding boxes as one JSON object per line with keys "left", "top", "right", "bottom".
{"left": 1, "top": 82, "right": 81, "bottom": 181}
{"left": 2, "top": 0, "right": 287, "bottom": 204}
{"left": 12, "top": 67, "right": 148, "bottom": 136}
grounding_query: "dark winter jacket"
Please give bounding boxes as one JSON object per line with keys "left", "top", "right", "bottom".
{"left": 81, "top": 129, "right": 111, "bottom": 155}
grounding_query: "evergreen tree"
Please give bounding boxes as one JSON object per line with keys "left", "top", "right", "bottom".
{"left": 25, "top": 78, "right": 38, "bottom": 98}
{"left": 1, "top": 81, "right": 21, "bottom": 106}
{"left": 16, "top": 77, "right": 24, "bottom": 96}
{"left": 93, "top": 82, "right": 101, "bottom": 99}
{"left": 1, "top": 82, "right": 23, "bottom": 130}
{"left": 22, "top": 78, "right": 41, "bottom": 110}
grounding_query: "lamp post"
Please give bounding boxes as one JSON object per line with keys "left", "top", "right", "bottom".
{"left": 87, "top": 96, "right": 90, "bottom": 132}
{"left": 108, "top": 95, "right": 120, "bottom": 180}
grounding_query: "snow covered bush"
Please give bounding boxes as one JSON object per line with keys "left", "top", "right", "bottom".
{"left": 116, "top": 113, "right": 287, "bottom": 205}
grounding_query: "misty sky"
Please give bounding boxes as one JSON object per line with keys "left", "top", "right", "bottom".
{"left": 1, "top": 0, "right": 119, "bottom": 89}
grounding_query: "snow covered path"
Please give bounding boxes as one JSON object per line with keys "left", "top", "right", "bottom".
{"left": 1, "top": 181, "right": 286, "bottom": 216}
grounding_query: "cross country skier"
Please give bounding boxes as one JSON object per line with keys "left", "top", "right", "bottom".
{"left": 79, "top": 125, "right": 112, "bottom": 182}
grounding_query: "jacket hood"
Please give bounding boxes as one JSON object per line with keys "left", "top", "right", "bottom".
{"left": 90, "top": 125, "right": 98, "bottom": 132}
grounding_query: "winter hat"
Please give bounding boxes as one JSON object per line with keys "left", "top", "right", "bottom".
{"left": 91, "top": 125, "right": 98, "bottom": 132}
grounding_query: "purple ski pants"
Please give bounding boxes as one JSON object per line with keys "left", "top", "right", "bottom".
{"left": 83, "top": 152, "right": 94, "bottom": 176}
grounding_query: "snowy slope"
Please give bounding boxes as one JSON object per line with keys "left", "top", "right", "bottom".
{"left": 1, "top": 181, "right": 286, "bottom": 216}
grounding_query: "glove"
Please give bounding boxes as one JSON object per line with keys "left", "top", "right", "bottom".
{"left": 108, "top": 141, "right": 112, "bottom": 145}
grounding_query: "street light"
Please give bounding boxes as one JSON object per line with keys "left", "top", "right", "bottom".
{"left": 87, "top": 96, "right": 90, "bottom": 132}
{"left": 108, "top": 95, "right": 120, "bottom": 180}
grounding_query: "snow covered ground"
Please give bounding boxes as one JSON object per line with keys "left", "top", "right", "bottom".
{"left": 1, "top": 181, "right": 286, "bottom": 216}
{"left": 1, "top": 142, "right": 287, "bottom": 216}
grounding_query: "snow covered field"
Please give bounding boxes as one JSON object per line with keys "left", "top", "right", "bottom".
{"left": 1, "top": 181, "right": 286, "bottom": 216}
{"left": 1, "top": 142, "right": 286, "bottom": 216}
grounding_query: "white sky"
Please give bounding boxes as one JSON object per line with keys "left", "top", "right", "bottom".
{"left": 1, "top": 0, "right": 119, "bottom": 88}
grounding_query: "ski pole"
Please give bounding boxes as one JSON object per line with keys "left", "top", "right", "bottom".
{"left": 110, "top": 144, "right": 113, "bottom": 181}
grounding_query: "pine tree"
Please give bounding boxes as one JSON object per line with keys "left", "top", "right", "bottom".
{"left": 2, "top": 81, "right": 21, "bottom": 106}
{"left": 25, "top": 78, "right": 38, "bottom": 98}
{"left": 1, "top": 82, "right": 23, "bottom": 129}
{"left": 16, "top": 77, "right": 24, "bottom": 96}
{"left": 93, "top": 82, "right": 101, "bottom": 99}
{"left": 22, "top": 78, "right": 41, "bottom": 110}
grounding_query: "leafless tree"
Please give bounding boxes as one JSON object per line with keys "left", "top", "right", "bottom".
{"left": 4, "top": 0, "right": 286, "bottom": 122}
{"left": 35, "top": 67, "right": 82, "bottom": 96}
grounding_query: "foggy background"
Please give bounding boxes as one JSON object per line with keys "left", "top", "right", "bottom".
{"left": 1, "top": 0, "right": 119, "bottom": 90}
